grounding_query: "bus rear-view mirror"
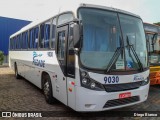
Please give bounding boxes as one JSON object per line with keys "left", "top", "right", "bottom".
{"left": 73, "top": 23, "right": 80, "bottom": 48}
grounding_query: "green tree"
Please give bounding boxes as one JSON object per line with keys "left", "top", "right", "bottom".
{"left": 154, "top": 22, "right": 160, "bottom": 26}
{"left": 0, "top": 51, "right": 4, "bottom": 65}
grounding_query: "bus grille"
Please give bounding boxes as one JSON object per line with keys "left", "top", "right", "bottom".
{"left": 103, "top": 81, "right": 142, "bottom": 92}
{"left": 103, "top": 96, "right": 139, "bottom": 108}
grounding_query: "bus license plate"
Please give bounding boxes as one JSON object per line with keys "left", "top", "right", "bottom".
{"left": 119, "top": 92, "right": 131, "bottom": 99}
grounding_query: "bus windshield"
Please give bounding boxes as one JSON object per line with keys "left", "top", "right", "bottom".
{"left": 78, "top": 8, "right": 148, "bottom": 71}
{"left": 147, "top": 34, "right": 160, "bottom": 65}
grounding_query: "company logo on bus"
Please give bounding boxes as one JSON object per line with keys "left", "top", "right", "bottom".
{"left": 33, "top": 51, "right": 45, "bottom": 68}
{"left": 133, "top": 75, "right": 144, "bottom": 81}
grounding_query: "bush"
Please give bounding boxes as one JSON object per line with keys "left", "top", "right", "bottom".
{"left": 0, "top": 51, "right": 4, "bottom": 65}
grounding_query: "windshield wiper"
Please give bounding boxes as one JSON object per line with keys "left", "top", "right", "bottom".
{"left": 126, "top": 36, "right": 143, "bottom": 71}
{"left": 106, "top": 37, "right": 123, "bottom": 73}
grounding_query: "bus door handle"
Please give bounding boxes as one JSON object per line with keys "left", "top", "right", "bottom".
{"left": 63, "top": 77, "right": 65, "bottom": 81}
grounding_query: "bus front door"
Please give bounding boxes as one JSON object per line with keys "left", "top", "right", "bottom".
{"left": 55, "top": 25, "right": 68, "bottom": 105}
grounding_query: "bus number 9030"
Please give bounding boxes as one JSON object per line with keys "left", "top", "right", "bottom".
{"left": 104, "top": 76, "right": 119, "bottom": 84}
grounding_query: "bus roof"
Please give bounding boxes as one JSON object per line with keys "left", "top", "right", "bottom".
{"left": 10, "top": 3, "right": 141, "bottom": 38}
{"left": 10, "top": 10, "right": 74, "bottom": 38}
{"left": 79, "top": 3, "right": 140, "bottom": 18}
{"left": 144, "top": 22, "right": 160, "bottom": 34}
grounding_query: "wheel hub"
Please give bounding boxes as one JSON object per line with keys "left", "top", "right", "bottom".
{"left": 44, "top": 81, "right": 49, "bottom": 98}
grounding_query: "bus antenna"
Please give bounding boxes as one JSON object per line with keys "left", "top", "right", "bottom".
{"left": 58, "top": 7, "right": 61, "bottom": 14}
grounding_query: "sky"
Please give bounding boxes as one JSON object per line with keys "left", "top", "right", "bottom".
{"left": 0, "top": 0, "right": 159, "bottom": 23}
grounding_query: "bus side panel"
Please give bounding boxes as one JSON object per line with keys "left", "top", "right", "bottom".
{"left": 67, "top": 77, "right": 76, "bottom": 110}
{"left": 9, "top": 51, "right": 42, "bottom": 88}
{"left": 9, "top": 50, "right": 70, "bottom": 106}
{"left": 67, "top": 55, "right": 81, "bottom": 110}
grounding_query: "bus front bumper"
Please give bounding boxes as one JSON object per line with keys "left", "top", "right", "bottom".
{"left": 75, "top": 83, "right": 149, "bottom": 112}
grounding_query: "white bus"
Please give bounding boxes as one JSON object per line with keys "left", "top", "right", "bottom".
{"left": 9, "top": 4, "right": 149, "bottom": 111}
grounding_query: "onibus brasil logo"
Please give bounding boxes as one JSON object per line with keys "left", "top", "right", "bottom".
{"left": 33, "top": 51, "right": 45, "bottom": 67}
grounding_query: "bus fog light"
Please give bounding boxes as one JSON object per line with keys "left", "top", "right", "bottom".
{"left": 90, "top": 82, "right": 96, "bottom": 89}
{"left": 85, "top": 104, "right": 92, "bottom": 108}
{"left": 82, "top": 78, "right": 89, "bottom": 85}
{"left": 85, "top": 104, "right": 96, "bottom": 109}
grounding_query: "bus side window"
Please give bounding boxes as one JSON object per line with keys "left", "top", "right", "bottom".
{"left": 22, "top": 32, "right": 25, "bottom": 49}
{"left": 51, "top": 18, "right": 56, "bottom": 49}
{"left": 57, "top": 31, "right": 65, "bottom": 59}
{"left": 25, "top": 31, "right": 29, "bottom": 49}
{"left": 16, "top": 36, "right": 19, "bottom": 49}
{"left": 16, "top": 36, "right": 18, "bottom": 49}
{"left": 14, "top": 37, "right": 16, "bottom": 49}
{"left": 19, "top": 35, "right": 21, "bottom": 49}
{"left": 20, "top": 34, "right": 22, "bottom": 49}
{"left": 22, "top": 31, "right": 28, "bottom": 49}
{"left": 33, "top": 27, "right": 39, "bottom": 49}
{"left": 40, "top": 20, "right": 51, "bottom": 49}
{"left": 44, "top": 21, "right": 51, "bottom": 48}
{"left": 22, "top": 31, "right": 27, "bottom": 49}
{"left": 17, "top": 35, "right": 19, "bottom": 49}
{"left": 13, "top": 37, "right": 15, "bottom": 50}
{"left": 29, "top": 28, "right": 37, "bottom": 49}
{"left": 57, "top": 30, "right": 66, "bottom": 74}
{"left": 40, "top": 24, "right": 44, "bottom": 48}
{"left": 29, "top": 29, "right": 33, "bottom": 48}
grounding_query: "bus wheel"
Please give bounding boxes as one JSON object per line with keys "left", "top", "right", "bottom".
{"left": 14, "top": 63, "right": 21, "bottom": 79}
{"left": 42, "top": 74, "right": 55, "bottom": 104}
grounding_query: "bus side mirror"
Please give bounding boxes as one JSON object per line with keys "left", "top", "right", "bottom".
{"left": 73, "top": 23, "right": 80, "bottom": 48}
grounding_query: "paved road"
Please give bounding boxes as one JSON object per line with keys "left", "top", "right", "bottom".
{"left": 0, "top": 67, "right": 160, "bottom": 119}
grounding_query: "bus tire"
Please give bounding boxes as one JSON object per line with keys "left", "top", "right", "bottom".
{"left": 42, "top": 74, "right": 55, "bottom": 104}
{"left": 14, "top": 63, "right": 21, "bottom": 79}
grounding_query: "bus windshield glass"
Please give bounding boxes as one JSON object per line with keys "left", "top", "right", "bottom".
{"left": 78, "top": 8, "right": 148, "bottom": 71}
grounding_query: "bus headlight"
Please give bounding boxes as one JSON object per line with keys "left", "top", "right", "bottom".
{"left": 80, "top": 71, "right": 105, "bottom": 91}
{"left": 81, "top": 71, "right": 87, "bottom": 77}
{"left": 141, "top": 77, "right": 150, "bottom": 86}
